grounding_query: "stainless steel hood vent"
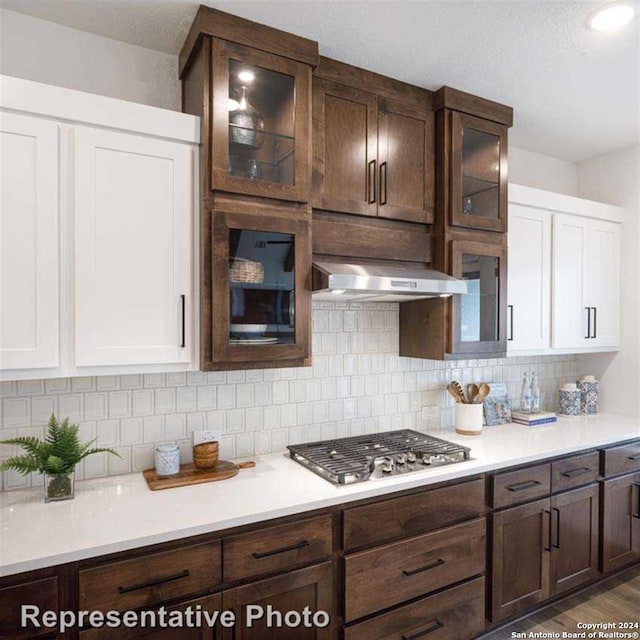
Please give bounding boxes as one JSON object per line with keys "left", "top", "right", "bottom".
{"left": 312, "top": 261, "right": 467, "bottom": 302}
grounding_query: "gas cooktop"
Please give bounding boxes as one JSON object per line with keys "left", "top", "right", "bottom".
{"left": 287, "top": 429, "right": 471, "bottom": 485}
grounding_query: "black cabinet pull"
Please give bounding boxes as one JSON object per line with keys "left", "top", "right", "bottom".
{"left": 585, "top": 307, "right": 591, "bottom": 339}
{"left": 402, "top": 558, "right": 445, "bottom": 577}
{"left": 633, "top": 483, "right": 640, "bottom": 519}
{"left": 402, "top": 619, "right": 443, "bottom": 640}
{"left": 118, "top": 569, "right": 190, "bottom": 594}
{"left": 180, "top": 294, "right": 186, "bottom": 348}
{"left": 544, "top": 509, "right": 552, "bottom": 552}
{"left": 367, "top": 159, "right": 377, "bottom": 204}
{"left": 379, "top": 161, "right": 388, "bottom": 205}
{"left": 561, "top": 467, "right": 591, "bottom": 478}
{"left": 508, "top": 305, "right": 514, "bottom": 341}
{"left": 252, "top": 540, "right": 309, "bottom": 559}
{"left": 507, "top": 479, "right": 541, "bottom": 493}
{"left": 552, "top": 507, "right": 561, "bottom": 549}
{"left": 627, "top": 453, "right": 640, "bottom": 461}
{"left": 592, "top": 307, "right": 597, "bottom": 339}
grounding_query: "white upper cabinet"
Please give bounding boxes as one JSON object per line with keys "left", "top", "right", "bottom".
{"left": 74, "top": 128, "right": 192, "bottom": 366}
{"left": 0, "top": 75, "right": 199, "bottom": 380}
{"left": 0, "top": 112, "right": 59, "bottom": 370}
{"left": 508, "top": 184, "right": 622, "bottom": 357}
{"left": 507, "top": 204, "right": 551, "bottom": 353}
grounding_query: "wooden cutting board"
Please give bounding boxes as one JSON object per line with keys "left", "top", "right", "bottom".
{"left": 143, "top": 460, "right": 255, "bottom": 491}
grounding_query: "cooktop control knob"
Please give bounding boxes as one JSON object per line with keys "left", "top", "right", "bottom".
{"left": 406, "top": 451, "right": 417, "bottom": 463}
{"left": 381, "top": 456, "right": 394, "bottom": 473}
{"left": 395, "top": 453, "right": 407, "bottom": 465}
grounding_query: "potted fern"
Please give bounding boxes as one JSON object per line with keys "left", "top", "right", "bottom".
{"left": 0, "top": 414, "right": 119, "bottom": 502}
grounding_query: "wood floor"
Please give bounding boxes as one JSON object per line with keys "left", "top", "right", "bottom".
{"left": 483, "top": 567, "right": 640, "bottom": 639}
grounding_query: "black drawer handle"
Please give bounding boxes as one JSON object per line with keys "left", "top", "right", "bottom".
{"left": 561, "top": 467, "right": 591, "bottom": 478}
{"left": 252, "top": 540, "right": 309, "bottom": 559}
{"left": 627, "top": 453, "right": 640, "bottom": 461}
{"left": 118, "top": 569, "right": 190, "bottom": 594}
{"left": 402, "top": 558, "right": 445, "bottom": 577}
{"left": 402, "top": 620, "right": 443, "bottom": 640}
{"left": 544, "top": 509, "right": 552, "bottom": 552}
{"left": 633, "top": 483, "right": 640, "bottom": 519}
{"left": 507, "top": 479, "right": 542, "bottom": 492}
{"left": 552, "top": 507, "right": 561, "bottom": 549}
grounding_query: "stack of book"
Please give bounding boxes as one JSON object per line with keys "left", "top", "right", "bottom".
{"left": 512, "top": 411, "right": 557, "bottom": 426}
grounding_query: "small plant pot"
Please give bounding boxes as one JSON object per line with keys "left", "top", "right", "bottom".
{"left": 44, "top": 472, "right": 75, "bottom": 502}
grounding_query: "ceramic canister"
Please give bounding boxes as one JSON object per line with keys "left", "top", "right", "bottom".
{"left": 155, "top": 443, "right": 180, "bottom": 476}
{"left": 455, "top": 403, "right": 484, "bottom": 436}
{"left": 559, "top": 383, "right": 581, "bottom": 417}
{"left": 577, "top": 376, "right": 599, "bottom": 415}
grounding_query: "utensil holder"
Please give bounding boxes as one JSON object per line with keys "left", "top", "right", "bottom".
{"left": 455, "top": 403, "right": 484, "bottom": 436}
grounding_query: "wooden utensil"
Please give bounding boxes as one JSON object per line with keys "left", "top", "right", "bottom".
{"left": 447, "top": 381, "right": 467, "bottom": 404}
{"left": 477, "top": 383, "right": 491, "bottom": 404}
{"left": 467, "top": 383, "right": 480, "bottom": 404}
{"left": 143, "top": 460, "right": 256, "bottom": 491}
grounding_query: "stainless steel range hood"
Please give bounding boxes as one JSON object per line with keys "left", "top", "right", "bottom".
{"left": 312, "top": 261, "right": 467, "bottom": 302}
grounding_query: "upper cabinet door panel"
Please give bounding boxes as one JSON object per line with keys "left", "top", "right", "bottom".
{"left": 211, "top": 40, "right": 311, "bottom": 203}
{"left": 588, "top": 220, "right": 620, "bottom": 348}
{"left": 451, "top": 112, "right": 508, "bottom": 232}
{"left": 0, "top": 113, "right": 59, "bottom": 370}
{"left": 311, "top": 79, "right": 378, "bottom": 216}
{"left": 507, "top": 205, "right": 551, "bottom": 352}
{"left": 378, "top": 99, "right": 434, "bottom": 223}
{"left": 552, "top": 213, "right": 589, "bottom": 350}
{"left": 74, "top": 128, "right": 192, "bottom": 367}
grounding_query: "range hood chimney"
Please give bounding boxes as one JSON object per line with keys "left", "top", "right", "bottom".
{"left": 312, "top": 261, "right": 467, "bottom": 302}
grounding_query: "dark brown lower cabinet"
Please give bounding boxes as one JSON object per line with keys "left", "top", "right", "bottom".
{"left": 601, "top": 472, "right": 640, "bottom": 573}
{"left": 343, "top": 577, "right": 485, "bottom": 640}
{"left": 221, "top": 562, "right": 335, "bottom": 640}
{"left": 79, "top": 594, "right": 222, "bottom": 639}
{"left": 491, "top": 497, "right": 550, "bottom": 622}
{"left": 549, "top": 484, "right": 600, "bottom": 596}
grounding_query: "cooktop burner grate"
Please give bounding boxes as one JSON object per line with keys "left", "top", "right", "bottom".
{"left": 287, "top": 429, "right": 471, "bottom": 485}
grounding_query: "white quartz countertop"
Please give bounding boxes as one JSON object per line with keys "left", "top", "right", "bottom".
{"left": 1, "top": 413, "right": 639, "bottom": 577}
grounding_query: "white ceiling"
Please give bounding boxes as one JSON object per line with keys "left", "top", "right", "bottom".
{"left": 1, "top": 0, "right": 638, "bottom": 162}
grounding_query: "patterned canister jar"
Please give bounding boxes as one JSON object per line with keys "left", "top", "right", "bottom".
{"left": 559, "top": 383, "right": 581, "bottom": 417}
{"left": 577, "top": 376, "right": 599, "bottom": 415}
{"left": 155, "top": 443, "right": 180, "bottom": 476}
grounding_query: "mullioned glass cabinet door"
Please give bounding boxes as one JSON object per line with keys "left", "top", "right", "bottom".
{"left": 211, "top": 210, "right": 311, "bottom": 366}
{"left": 450, "top": 112, "right": 508, "bottom": 232}
{"left": 210, "top": 39, "right": 312, "bottom": 203}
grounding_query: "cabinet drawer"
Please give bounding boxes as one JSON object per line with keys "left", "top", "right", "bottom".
{"left": 492, "top": 463, "right": 550, "bottom": 509}
{"left": 79, "top": 540, "right": 221, "bottom": 612}
{"left": 224, "top": 515, "right": 333, "bottom": 583}
{"left": 602, "top": 441, "right": 640, "bottom": 478}
{"left": 0, "top": 577, "right": 58, "bottom": 640}
{"left": 344, "top": 518, "right": 485, "bottom": 622}
{"left": 552, "top": 452, "right": 599, "bottom": 492}
{"left": 343, "top": 478, "right": 485, "bottom": 551}
{"left": 344, "top": 576, "right": 485, "bottom": 640}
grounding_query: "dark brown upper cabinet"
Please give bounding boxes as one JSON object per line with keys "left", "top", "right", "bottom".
{"left": 205, "top": 203, "right": 311, "bottom": 370}
{"left": 211, "top": 40, "right": 312, "bottom": 202}
{"left": 312, "top": 59, "right": 434, "bottom": 224}
{"left": 180, "top": 6, "right": 318, "bottom": 204}
{"left": 450, "top": 238, "right": 508, "bottom": 356}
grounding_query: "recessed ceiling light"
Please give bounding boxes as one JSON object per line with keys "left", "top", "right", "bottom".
{"left": 238, "top": 70, "right": 255, "bottom": 83}
{"left": 588, "top": 2, "right": 635, "bottom": 32}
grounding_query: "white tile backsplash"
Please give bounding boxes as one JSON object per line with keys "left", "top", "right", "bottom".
{"left": 0, "top": 301, "right": 578, "bottom": 491}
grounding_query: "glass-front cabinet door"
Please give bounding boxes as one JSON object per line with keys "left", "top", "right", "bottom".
{"left": 211, "top": 210, "right": 311, "bottom": 366}
{"left": 211, "top": 40, "right": 311, "bottom": 202}
{"left": 451, "top": 240, "right": 507, "bottom": 355}
{"left": 450, "top": 112, "right": 508, "bottom": 232}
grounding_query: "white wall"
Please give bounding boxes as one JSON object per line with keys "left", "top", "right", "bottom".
{"left": 578, "top": 145, "right": 640, "bottom": 418}
{"left": 509, "top": 146, "right": 578, "bottom": 196}
{"left": 0, "top": 8, "right": 180, "bottom": 111}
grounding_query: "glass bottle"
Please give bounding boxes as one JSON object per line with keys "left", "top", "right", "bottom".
{"left": 520, "top": 372, "right": 532, "bottom": 414}
{"left": 530, "top": 371, "right": 541, "bottom": 414}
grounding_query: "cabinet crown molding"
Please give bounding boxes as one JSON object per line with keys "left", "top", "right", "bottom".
{"left": 434, "top": 86, "right": 513, "bottom": 126}
{"left": 179, "top": 5, "right": 320, "bottom": 77}
{"left": 0, "top": 75, "right": 200, "bottom": 144}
